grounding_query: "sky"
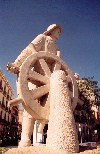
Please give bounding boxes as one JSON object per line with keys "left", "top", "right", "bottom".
{"left": 0, "top": 0, "right": 100, "bottom": 97}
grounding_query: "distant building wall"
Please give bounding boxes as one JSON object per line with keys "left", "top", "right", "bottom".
{"left": 0, "top": 70, "right": 19, "bottom": 146}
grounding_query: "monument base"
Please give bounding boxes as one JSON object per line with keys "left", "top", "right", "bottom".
{"left": 4, "top": 145, "right": 75, "bottom": 154}
{"left": 4, "top": 145, "right": 100, "bottom": 154}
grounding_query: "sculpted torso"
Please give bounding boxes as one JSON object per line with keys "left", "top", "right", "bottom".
{"left": 30, "top": 34, "right": 59, "bottom": 55}
{"left": 13, "top": 27, "right": 61, "bottom": 68}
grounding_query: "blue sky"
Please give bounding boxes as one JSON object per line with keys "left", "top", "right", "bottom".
{"left": 0, "top": 0, "right": 100, "bottom": 96}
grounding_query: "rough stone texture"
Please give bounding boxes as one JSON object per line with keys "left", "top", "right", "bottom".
{"left": 18, "top": 52, "right": 78, "bottom": 120}
{"left": 14, "top": 25, "right": 62, "bottom": 147}
{"left": 4, "top": 146, "right": 100, "bottom": 154}
{"left": 18, "top": 110, "right": 35, "bottom": 147}
{"left": 7, "top": 24, "right": 79, "bottom": 150}
{"left": 3, "top": 146, "right": 71, "bottom": 154}
{"left": 9, "top": 52, "right": 78, "bottom": 149}
{"left": 46, "top": 70, "right": 79, "bottom": 153}
{"left": 13, "top": 25, "right": 61, "bottom": 68}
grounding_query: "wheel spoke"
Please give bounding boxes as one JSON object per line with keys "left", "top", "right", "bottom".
{"left": 32, "top": 84, "right": 49, "bottom": 99}
{"left": 28, "top": 70, "right": 49, "bottom": 84}
{"left": 39, "top": 59, "right": 51, "bottom": 77}
{"left": 53, "top": 62, "right": 61, "bottom": 71}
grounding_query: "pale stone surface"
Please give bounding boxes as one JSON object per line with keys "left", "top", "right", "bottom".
{"left": 9, "top": 51, "right": 78, "bottom": 148}
{"left": 7, "top": 24, "right": 79, "bottom": 151}
{"left": 46, "top": 70, "right": 79, "bottom": 153}
{"left": 7, "top": 24, "right": 78, "bottom": 117}
{"left": 19, "top": 52, "right": 78, "bottom": 120}
{"left": 4, "top": 146, "right": 100, "bottom": 154}
{"left": 4, "top": 146, "right": 73, "bottom": 154}
{"left": 19, "top": 109, "right": 35, "bottom": 147}
{"left": 11, "top": 25, "right": 62, "bottom": 147}
{"left": 13, "top": 24, "right": 61, "bottom": 68}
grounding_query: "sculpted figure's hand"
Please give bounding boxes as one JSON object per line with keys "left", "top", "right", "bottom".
{"left": 7, "top": 63, "right": 19, "bottom": 74}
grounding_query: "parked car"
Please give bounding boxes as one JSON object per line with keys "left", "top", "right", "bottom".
{"left": 79, "top": 142, "right": 97, "bottom": 151}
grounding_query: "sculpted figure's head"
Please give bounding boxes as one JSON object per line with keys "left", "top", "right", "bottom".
{"left": 43, "top": 24, "right": 62, "bottom": 40}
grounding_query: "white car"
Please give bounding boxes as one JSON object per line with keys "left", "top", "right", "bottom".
{"left": 79, "top": 142, "right": 97, "bottom": 148}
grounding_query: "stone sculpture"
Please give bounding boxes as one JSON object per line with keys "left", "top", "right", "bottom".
{"left": 7, "top": 24, "right": 79, "bottom": 153}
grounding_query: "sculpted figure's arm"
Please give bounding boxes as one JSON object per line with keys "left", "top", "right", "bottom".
{"left": 7, "top": 34, "right": 45, "bottom": 73}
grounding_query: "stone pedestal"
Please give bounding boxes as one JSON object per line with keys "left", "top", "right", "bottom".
{"left": 46, "top": 70, "right": 79, "bottom": 153}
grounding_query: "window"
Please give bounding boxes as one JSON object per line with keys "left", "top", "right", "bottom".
{"left": 4, "top": 85, "right": 6, "bottom": 91}
{"left": 6, "top": 101, "right": 8, "bottom": 107}
{"left": 0, "top": 80, "right": 3, "bottom": 91}
{"left": 3, "top": 85, "right": 6, "bottom": 96}
{"left": 0, "top": 111, "right": 2, "bottom": 118}
{"left": 7, "top": 90, "right": 9, "bottom": 99}
{"left": 0, "top": 79, "right": 2, "bottom": 86}
{"left": 8, "top": 116, "right": 9, "bottom": 122}
{"left": 2, "top": 97, "right": 4, "bottom": 104}
{"left": 4, "top": 113, "right": 6, "bottom": 120}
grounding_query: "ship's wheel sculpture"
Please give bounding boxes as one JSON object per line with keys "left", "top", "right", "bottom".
{"left": 8, "top": 51, "right": 78, "bottom": 121}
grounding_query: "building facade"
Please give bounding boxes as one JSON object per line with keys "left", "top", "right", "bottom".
{"left": 0, "top": 70, "right": 18, "bottom": 146}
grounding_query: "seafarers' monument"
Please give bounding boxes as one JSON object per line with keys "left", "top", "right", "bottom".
{"left": 7, "top": 24, "right": 79, "bottom": 153}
